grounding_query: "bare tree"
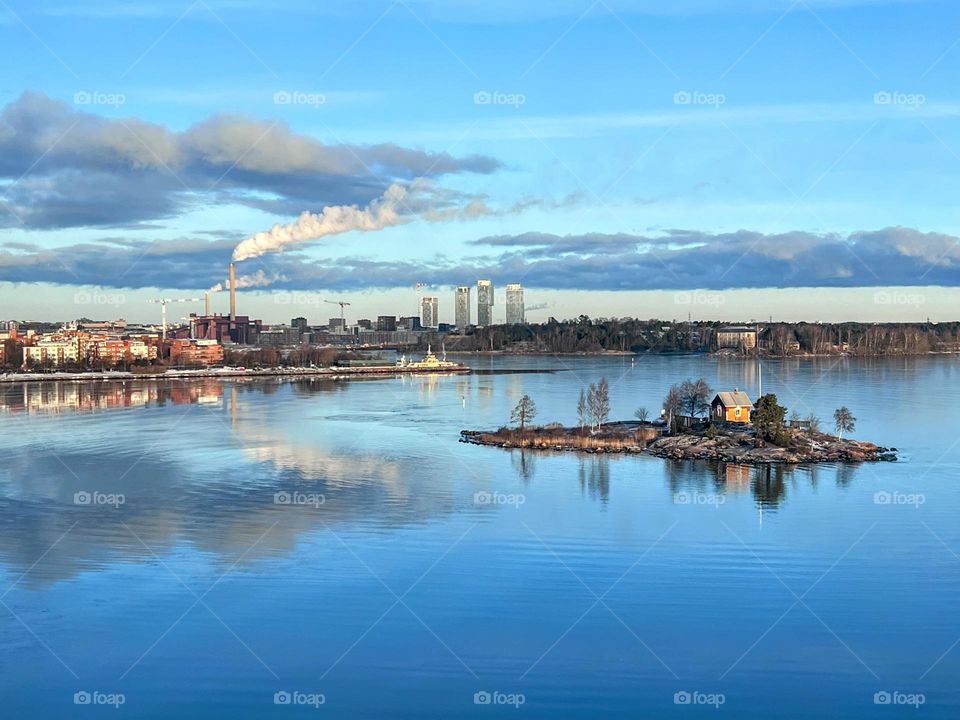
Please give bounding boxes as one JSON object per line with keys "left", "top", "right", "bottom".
{"left": 833, "top": 406, "right": 856, "bottom": 439}
{"left": 587, "top": 383, "right": 598, "bottom": 429}
{"left": 511, "top": 394, "right": 537, "bottom": 433}
{"left": 663, "top": 384, "right": 683, "bottom": 432}
{"left": 680, "top": 378, "right": 712, "bottom": 418}
{"left": 593, "top": 377, "right": 610, "bottom": 430}
{"left": 634, "top": 406, "right": 650, "bottom": 423}
{"left": 577, "top": 388, "right": 588, "bottom": 430}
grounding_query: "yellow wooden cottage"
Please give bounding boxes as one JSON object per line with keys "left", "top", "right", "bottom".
{"left": 711, "top": 390, "right": 753, "bottom": 424}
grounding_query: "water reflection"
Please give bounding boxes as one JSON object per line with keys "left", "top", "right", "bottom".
{"left": 751, "top": 465, "right": 788, "bottom": 509}
{"left": 578, "top": 456, "right": 611, "bottom": 505}
{"left": 0, "top": 375, "right": 872, "bottom": 589}
{"left": 0, "top": 379, "right": 227, "bottom": 414}
{"left": 510, "top": 449, "right": 537, "bottom": 484}
{"left": 0, "top": 378, "right": 459, "bottom": 587}
{"left": 663, "top": 457, "right": 862, "bottom": 511}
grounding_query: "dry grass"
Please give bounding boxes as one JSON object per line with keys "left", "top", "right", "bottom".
{"left": 472, "top": 425, "right": 658, "bottom": 451}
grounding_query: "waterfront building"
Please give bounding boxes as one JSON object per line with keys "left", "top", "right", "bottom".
{"left": 168, "top": 339, "right": 224, "bottom": 366}
{"left": 711, "top": 390, "right": 754, "bottom": 423}
{"left": 505, "top": 284, "right": 524, "bottom": 324}
{"left": 377, "top": 316, "right": 398, "bottom": 332}
{"left": 420, "top": 296, "right": 439, "bottom": 329}
{"left": 455, "top": 287, "right": 471, "bottom": 329}
{"left": 477, "top": 279, "right": 494, "bottom": 327}
{"left": 716, "top": 326, "right": 758, "bottom": 350}
{"left": 259, "top": 325, "right": 302, "bottom": 346}
{"left": 23, "top": 338, "right": 81, "bottom": 367}
{"left": 191, "top": 314, "right": 261, "bottom": 344}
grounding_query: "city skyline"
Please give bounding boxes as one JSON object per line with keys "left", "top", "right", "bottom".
{"left": 1, "top": 0, "right": 959, "bottom": 321}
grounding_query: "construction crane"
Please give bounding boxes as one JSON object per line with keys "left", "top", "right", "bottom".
{"left": 324, "top": 299, "right": 352, "bottom": 333}
{"left": 414, "top": 282, "right": 425, "bottom": 319}
{"left": 148, "top": 298, "right": 202, "bottom": 340}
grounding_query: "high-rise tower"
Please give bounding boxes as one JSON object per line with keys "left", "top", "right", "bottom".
{"left": 477, "top": 279, "right": 494, "bottom": 327}
{"left": 505, "top": 283, "right": 524, "bottom": 324}
{"left": 455, "top": 286, "right": 471, "bottom": 329}
{"left": 420, "top": 296, "right": 439, "bottom": 328}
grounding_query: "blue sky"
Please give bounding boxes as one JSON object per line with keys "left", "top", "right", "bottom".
{"left": 1, "top": 0, "right": 959, "bottom": 323}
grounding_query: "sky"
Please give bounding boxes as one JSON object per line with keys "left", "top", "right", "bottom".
{"left": 1, "top": 0, "right": 959, "bottom": 324}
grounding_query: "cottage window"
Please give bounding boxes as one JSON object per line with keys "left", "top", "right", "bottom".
{"left": 735, "top": 407, "right": 741, "bottom": 417}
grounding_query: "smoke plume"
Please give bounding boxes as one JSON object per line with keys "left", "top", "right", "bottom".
{"left": 208, "top": 270, "right": 283, "bottom": 291}
{"left": 232, "top": 183, "right": 410, "bottom": 262}
{"left": 233, "top": 270, "right": 285, "bottom": 288}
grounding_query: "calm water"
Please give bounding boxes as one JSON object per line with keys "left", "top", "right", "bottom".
{"left": 1, "top": 355, "right": 959, "bottom": 718}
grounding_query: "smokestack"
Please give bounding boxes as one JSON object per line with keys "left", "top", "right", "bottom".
{"left": 204, "top": 292, "right": 211, "bottom": 317}
{"left": 229, "top": 263, "right": 236, "bottom": 324}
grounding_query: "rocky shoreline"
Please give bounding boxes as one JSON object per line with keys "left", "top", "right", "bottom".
{"left": 460, "top": 426, "right": 897, "bottom": 465}
{"left": 645, "top": 429, "right": 897, "bottom": 464}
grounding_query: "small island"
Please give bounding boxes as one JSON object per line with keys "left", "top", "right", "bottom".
{"left": 461, "top": 379, "right": 897, "bottom": 465}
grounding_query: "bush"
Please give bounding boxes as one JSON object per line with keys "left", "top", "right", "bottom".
{"left": 772, "top": 428, "right": 792, "bottom": 447}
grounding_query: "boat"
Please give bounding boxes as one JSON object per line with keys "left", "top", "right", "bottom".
{"left": 396, "top": 344, "right": 468, "bottom": 372}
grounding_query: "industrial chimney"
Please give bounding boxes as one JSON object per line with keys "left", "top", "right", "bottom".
{"left": 229, "top": 262, "right": 236, "bottom": 325}
{"left": 204, "top": 291, "right": 211, "bottom": 317}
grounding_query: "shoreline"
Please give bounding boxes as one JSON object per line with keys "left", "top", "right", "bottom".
{"left": 0, "top": 365, "right": 470, "bottom": 384}
{"left": 447, "top": 349, "right": 960, "bottom": 359}
{"left": 460, "top": 426, "right": 898, "bottom": 465}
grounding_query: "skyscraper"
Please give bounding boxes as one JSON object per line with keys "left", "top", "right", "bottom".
{"left": 455, "top": 286, "right": 471, "bottom": 329}
{"left": 420, "top": 296, "right": 439, "bottom": 328}
{"left": 477, "top": 279, "right": 494, "bottom": 326}
{"left": 505, "top": 283, "right": 524, "bottom": 324}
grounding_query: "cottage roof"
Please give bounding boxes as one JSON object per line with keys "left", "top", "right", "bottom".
{"left": 714, "top": 390, "right": 753, "bottom": 408}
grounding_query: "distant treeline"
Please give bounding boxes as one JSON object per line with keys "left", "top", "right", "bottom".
{"left": 444, "top": 317, "right": 960, "bottom": 356}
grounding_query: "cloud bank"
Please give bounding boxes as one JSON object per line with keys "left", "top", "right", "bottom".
{"left": 0, "top": 92, "right": 500, "bottom": 229}
{"left": 2, "top": 226, "right": 957, "bottom": 292}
